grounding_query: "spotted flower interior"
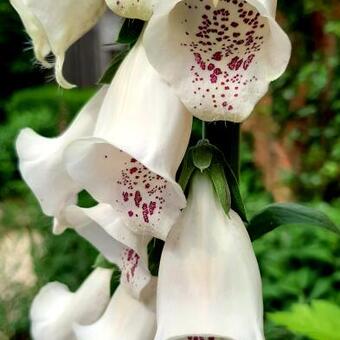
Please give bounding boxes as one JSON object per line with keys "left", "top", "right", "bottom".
{"left": 144, "top": 0, "right": 291, "bottom": 121}
{"left": 181, "top": 0, "right": 267, "bottom": 113}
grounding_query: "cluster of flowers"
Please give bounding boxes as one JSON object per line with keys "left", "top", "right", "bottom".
{"left": 11, "top": 0, "right": 291, "bottom": 339}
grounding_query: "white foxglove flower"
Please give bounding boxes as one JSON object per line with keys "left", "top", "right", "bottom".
{"left": 10, "top": 0, "right": 107, "bottom": 88}
{"left": 144, "top": 0, "right": 291, "bottom": 122}
{"left": 156, "top": 174, "right": 264, "bottom": 340}
{"left": 74, "top": 279, "right": 157, "bottom": 340}
{"left": 31, "top": 268, "right": 112, "bottom": 340}
{"left": 105, "top": 0, "right": 157, "bottom": 20}
{"left": 64, "top": 203, "right": 151, "bottom": 297}
{"left": 65, "top": 36, "right": 192, "bottom": 241}
{"left": 16, "top": 86, "right": 108, "bottom": 234}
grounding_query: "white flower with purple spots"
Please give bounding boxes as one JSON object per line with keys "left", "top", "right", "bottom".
{"left": 10, "top": 0, "right": 108, "bottom": 88}
{"left": 156, "top": 174, "right": 264, "bottom": 340}
{"left": 144, "top": 0, "right": 291, "bottom": 121}
{"left": 64, "top": 35, "right": 192, "bottom": 241}
{"left": 30, "top": 268, "right": 112, "bottom": 340}
{"left": 16, "top": 87, "right": 108, "bottom": 234}
{"left": 74, "top": 279, "right": 157, "bottom": 340}
{"left": 64, "top": 203, "right": 152, "bottom": 297}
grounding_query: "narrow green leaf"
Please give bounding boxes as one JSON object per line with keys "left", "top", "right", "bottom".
{"left": 178, "top": 150, "right": 196, "bottom": 193}
{"left": 223, "top": 159, "right": 247, "bottom": 222}
{"left": 247, "top": 203, "right": 340, "bottom": 241}
{"left": 98, "top": 48, "right": 129, "bottom": 84}
{"left": 98, "top": 19, "right": 144, "bottom": 84}
{"left": 93, "top": 254, "right": 116, "bottom": 269}
{"left": 205, "top": 143, "right": 247, "bottom": 221}
{"left": 207, "top": 161, "right": 231, "bottom": 216}
{"left": 117, "top": 19, "right": 145, "bottom": 45}
{"left": 192, "top": 143, "right": 213, "bottom": 172}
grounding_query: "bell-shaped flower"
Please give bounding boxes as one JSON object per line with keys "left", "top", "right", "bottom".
{"left": 155, "top": 174, "right": 264, "bottom": 340}
{"left": 64, "top": 203, "right": 151, "bottom": 297}
{"left": 144, "top": 0, "right": 291, "bottom": 122}
{"left": 16, "top": 86, "right": 108, "bottom": 234}
{"left": 64, "top": 36, "right": 192, "bottom": 241}
{"left": 106, "top": 0, "right": 157, "bottom": 20}
{"left": 10, "top": 0, "right": 107, "bottom": 88}
{"left": 30, "top": 268, "right": 112, "bottom": 340}
{"left": 74, "top": 279, "right": 157, "bottom": 340}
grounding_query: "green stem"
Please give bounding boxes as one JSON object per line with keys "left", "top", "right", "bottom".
{"left": 206, "top": 121, "right": 241, "bottom": 182}
{"left": 202, "top": 121, "right": 206, "bottom": 140}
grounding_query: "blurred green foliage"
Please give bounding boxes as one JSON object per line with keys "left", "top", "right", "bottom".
{"left": 0, "top": 0, "right": 339, "bottom": 339}
{"left": 269, "top": 300, "right": 340, "bottom": 340}
{"left": 274, "top": 0, "right": 340, "bottom": 201}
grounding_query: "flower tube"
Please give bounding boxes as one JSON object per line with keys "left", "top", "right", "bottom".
{"left": 74, "top": 279, "right": 157, "bottom": 340}
{"left": 30, "top": 268, "right": 112, "bottom": 340}
{"left": 16, "top": 86, "right": 108, "bottom": 234}
{"left": 144, "top": 0, "right": 291, "bottom": 122}
{"left": 64, "top": 203, "right": 151, "bottom": 297}
{"left": 10, "top": 0, "right": 107, "bottom": 88}
{"left": 65, "top": 36, "right": 192, "bottom": 241}
{"left": 156, "top": 174, "right": 264, "bottom": 340}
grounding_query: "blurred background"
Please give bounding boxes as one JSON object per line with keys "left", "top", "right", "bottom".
{"left": 0, "top": 1, "right": 340, "bottom": 339}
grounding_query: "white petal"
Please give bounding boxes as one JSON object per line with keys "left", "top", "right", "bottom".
{"left": 16, "top": 87, "right": 108, "bottom": 233}
{"left": 64, "top": 203, "right": 151, "bottom": 297}
{"left": 31, "top": 268, "right": 112, "bottom": 340}
{"left": 106, "top": 0, "right": 156, "bottom": 20}
{"left": 10, "top": 0, "right": 107, "bottom": 88}
{"left": 74, "top": 280, "right": 157, "bottom": 340}
{"left": 65, "top": 37, "right": 192, "bottom": 241}
{"left": 144, "top": 0, "right": 291, "bottom": 122}
{"left": 156, "top": 174, "right": 264, "bottom": 340}
{"left": 10, "top": 0, "right": 52, "bottom": 68}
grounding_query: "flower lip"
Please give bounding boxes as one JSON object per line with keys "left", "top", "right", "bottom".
{"left": 15, "top": 86, "right": 108, "bottom": 232}
{"left": 144, "top": 0, "right": 291, "bottom": 122}
{"left": 64, "top": 137, "right": 186, "bottom": 241}
{"left": 64, "top": 203, "right": 152, "bottom": 298}
{"left": 30, "top": 268, "right": 112, "bottom": 340}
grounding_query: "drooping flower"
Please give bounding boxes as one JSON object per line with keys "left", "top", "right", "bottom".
{"left": 16, "top": 86, "right": 108, "bottom": 234}
{"left": 155, "top": 174, "right": 264, "bottom": 340}
{"left": 106, "top": 0, "right": 157, "bottom": 20}
{"left": 64, "top": 36, "right": 192, "bottom": 241}
{"left": 144, "top": 0, "right": 291, "bottom": 122}
{"left": 74, "top": 279, "right": 157, "bottom": 340}
{"left": 30, "top": 268, "right": 112, "bottom": 340}
{"left": 64, "top": 203, "right": 151, "bottom": 297}
{"left": 10, "top": 0, "right": 107, "bottom": 88}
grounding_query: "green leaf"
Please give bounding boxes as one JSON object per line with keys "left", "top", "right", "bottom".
{"left": 98, "top": 48, "right": 129, "bottom": 84}
{"left": 117, "top": 19, "right": 145, "bottom": 45}
{"left": 247, "top": 203, "right": 340, "bottom": 241}
{"left": 93, "top": 254, "right": 116, "bottom": 269}
{"left": 223, "top": 159, "right": 247, "bottom": 222}
{"left": 192, "top": 142, "right": 213, "bottom": 172}
{"left": 268, "top": 300, "right": 340, "bottom": 340}
{"left": 98, "top": 19, "right": 144, "bottom": 84}
{"left": 178, "top": 149, "right": 196, "bottom": 193}
{"left": 206, "top": 143, "right": 247, "bottom": 221}
{"left": 207, "top": 161, "right": 231, "bottom": 216}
